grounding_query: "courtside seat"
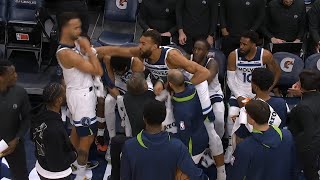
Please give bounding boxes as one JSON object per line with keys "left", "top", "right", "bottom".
{"left": 273, "top": 52, "right": 304, "bottom": 88}
{"left": 97, "top": 0, "right": 138, "bottom": 46}
{"left": 304, "top": 53, "right": 320, "bottom": 71}
{"left": 98, "top": 31, "right": 134, "bottom": 46}
{"left": 6, "top": 0, "right": 43, "bottom": 70}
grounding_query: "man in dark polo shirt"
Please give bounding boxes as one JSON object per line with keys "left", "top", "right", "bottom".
{"left": 109, "top": 72, "right": 155, "bottom": 180}
{"left": 0, "top": 60, "right": 31, "bottom": 180}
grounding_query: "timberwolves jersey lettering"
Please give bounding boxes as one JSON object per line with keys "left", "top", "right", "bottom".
{"left": 235, "top": 47, "right": 265, "bottom": 98}
{"left": 56, "top": 44, "right": 94, "bottom": 90}
{"left": 115, "top": 58, "right": 134, "bottom": 94}
{"left": 144, "top": 46, "right": 173, "bottom": 82}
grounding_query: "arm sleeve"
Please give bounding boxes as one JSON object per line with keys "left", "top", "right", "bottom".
{"left": 44, "top": 130, "right": 77, "bottom": 171}
{"left": 297, "top": 5, "right": 306, "bottom": 40}
{"left": 177, "top": 142, "right": 208, "bottom": 180}
{"left": 17, "top": 90, "right": 31, "bottom": 139}
{"left": 120, "top": 145, "right": 132, "bottom": 180}
{"left": 220, "top": 0, "right": 227, "bottom": 28}
{"left": 308, "top": 7, "right": 320, "bottom": 43}
{"left": 227, "top": 70, "right": 242, "bottom": 98}
{"left": 250, "top": 1, "right": 265, "bottom": 31}
{"left": 137, "top": 2, "right": 150, "bottom": 31}
{"left": 176, "top": 0, "right": 184, "bottom": 29}
{"left": 228, "top": 144, "right": 250, "bottom": 180}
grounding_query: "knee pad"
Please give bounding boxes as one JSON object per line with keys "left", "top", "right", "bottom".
{"left": 228, "top": 106, "right": 240, "bottom": 118}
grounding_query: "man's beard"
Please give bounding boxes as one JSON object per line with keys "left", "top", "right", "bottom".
{"left": 239, "top": 50, "right": 249, "bottom": 57}
{"left": 140, "top": 50, "right": 152, "bottom": 59}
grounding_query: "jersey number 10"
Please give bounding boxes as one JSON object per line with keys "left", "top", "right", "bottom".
{"left": 243, "top": 73, "right": 252, "bottom": 83}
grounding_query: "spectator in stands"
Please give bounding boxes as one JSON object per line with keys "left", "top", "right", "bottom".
{"left": 220, "top": 0, "right": 265, "bottom": 56}
{"left": 289, "top": 70, "right": 320, "bottom": 180}
{"left": 229, "top": 100, "right": 297, "bottom": 180}
{"left": 308, "top": 0, "right": 320, "bottom": 54}
{"left": 262, "top": 0, "right": 306, "bottom": 44}
{"left": 138, "top": 0, "right": 177, "bottom": 44}
{"left": 176, "top": 0, "right": 218, "bottom": 54}
{"left": 31, "top": 83, "right": 77, "bottom": 180}
{"left": 0, "top": 60, "right": 31, "bottom": 180}
{"left": 109, "top": 72, "right": 155, "bottom": 180}
{"left": 121, "top": 99, "right": 208, "bottom": 180}
{"left": 45, "top": 0, "right": 89, "bottom": 34}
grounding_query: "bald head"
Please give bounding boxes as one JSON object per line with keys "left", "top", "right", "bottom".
{"left": 168, "top": 69, "right": 185, "bottom": 87}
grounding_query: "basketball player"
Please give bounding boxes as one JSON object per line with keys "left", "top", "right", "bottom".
{"left": 95, "top": 56, "right": 144, "bottom": 157}
{"left": 191, "top": 39, "right": 225, "bottom": 138}
{"left": 96, "top": 30, "right": 215, "bottom": 129}
{"left": 56, "top": 12, "right": 103, "bottom": 180}
{"left": 225, "top": 31, "right": 281, "bottom": 163}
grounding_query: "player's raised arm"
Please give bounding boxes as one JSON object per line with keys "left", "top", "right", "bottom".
{"left": 58, "top": 38, "right": 103, "bottom": 76}
{"left": 96, "top": 46, "right": 141, "bottom": 60}
{"left": 166, "top": 49, "right": 210, "bottom": 85}
{"left": 131, "top": 57, "right": 145, "bottom": 72}
{"left": 263, "top": 50, "right": 281, "bottom": 90}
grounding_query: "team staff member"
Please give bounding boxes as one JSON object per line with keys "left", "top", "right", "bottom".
{"left": 262, "top": 0, "right": 306, "bottom": 44}
{"left": 229, "top": 100, "right": 297, "bottom": 180}
{"left": 56, "top": 12, "right": 103, "bottom": 180}
{"left": 168, "top": 69, "right": 226, "bottom": 180}
{"left": 31, "top": 83, "right": 77, "bottom": 180}
{"left": 220, "top": 0, "right": 265, "bottom": 56}
{"left": 138, "top": 0, "right": 177, "bottom": 42}
{"left": 121, "top": 99, "right": 208, "bottom": 180}
{"left": 176, "top": 0, "right": 218, "bottom": 53}
{"left": 0, "top": 60, "right": 30, "bottom": 180}
{"left": 289, "top": 70, "right": 320, "bottom": 180}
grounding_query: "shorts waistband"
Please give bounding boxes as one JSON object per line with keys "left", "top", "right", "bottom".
{"left": 73, "top": 117, "right": 97, "bottom": 127}
{"left": 67, "top": 86, "right": 93, "bottom": 93}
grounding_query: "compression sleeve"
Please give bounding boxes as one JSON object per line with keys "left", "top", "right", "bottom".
{"left": 227, "top": 70, "right": 241, "bottom": 98}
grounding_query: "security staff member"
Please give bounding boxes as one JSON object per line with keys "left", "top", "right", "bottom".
{"left": 0, "top": 60, "right": 31, "bottom": 180}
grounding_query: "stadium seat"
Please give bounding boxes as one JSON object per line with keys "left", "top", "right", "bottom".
{"left": 97, "top": 0, "right": 138, "bottom": 46}
{"left": 0, "top": 0, "right": 7, "bottom": 45}
{"left": 6, "top": 0, "right": 43, "bottom": 70}
{"left": 304, "top": 53, "right": 320, "bottom": 71}
{"left": 273, "top": 52, "right": 304, "bottom": 89}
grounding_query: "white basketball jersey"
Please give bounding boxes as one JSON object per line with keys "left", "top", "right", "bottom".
{"left": 143, "top": 46, "right": 173, "bottom": 81}
{"left": 56, "top": 43, "right": 93, "bottom": 90}
{"left": 234, "top": 47, "right": 265, "bottom": 98}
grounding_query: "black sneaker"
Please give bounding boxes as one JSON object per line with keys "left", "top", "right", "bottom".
{"left": 86, "top": 161, "right": 99, "bottom": 170}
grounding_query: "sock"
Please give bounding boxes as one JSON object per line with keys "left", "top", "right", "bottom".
{"left": 77, "top": 164, "right": 86, "bottom": 177}
{"left": 217, "top": 165, "right": 226, "bottom": 180}
{"left": 97, "top": 128, "right": 105, "bottom": 136}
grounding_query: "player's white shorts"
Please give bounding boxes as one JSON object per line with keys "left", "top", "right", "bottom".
{"left": 66, "top": 87, "right": 97, "bottom": 136}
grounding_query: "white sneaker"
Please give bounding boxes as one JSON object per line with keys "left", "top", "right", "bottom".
{"left": 74, "top": 169, "right": 92, "bottom": 180}
{"left": 224, "top": 146, "right": 233, "bottom": 164}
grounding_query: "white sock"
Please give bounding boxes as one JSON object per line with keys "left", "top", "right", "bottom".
{"left": 217, "top": 165, "right": 226, "bottom": 180}
{"left": 76, "top": 164, "right": 86, "bottom": 177}
{"left": 97, "top": 128, "right": 105, "bottom": 136}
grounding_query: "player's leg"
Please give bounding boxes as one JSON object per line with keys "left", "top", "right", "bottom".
{"left": 203, "top": 120, "right": 226, "bottom": 180}
{"left": 70, "top": 126, "right": 80, "bottom": 150}
{"left": 211, "top": 97, "right": 225, "bottom": 138}
{"left": 96, "top": 97, "right": 107, "bottom": 152}
{"left": 105, "top": 94, "right": 117, "bottom": 139}
{"left": 225, "top": 96, "right": 240, "bottom": 163}
{"left": 194, "top": 81, "right": 214, "bottom": 121}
